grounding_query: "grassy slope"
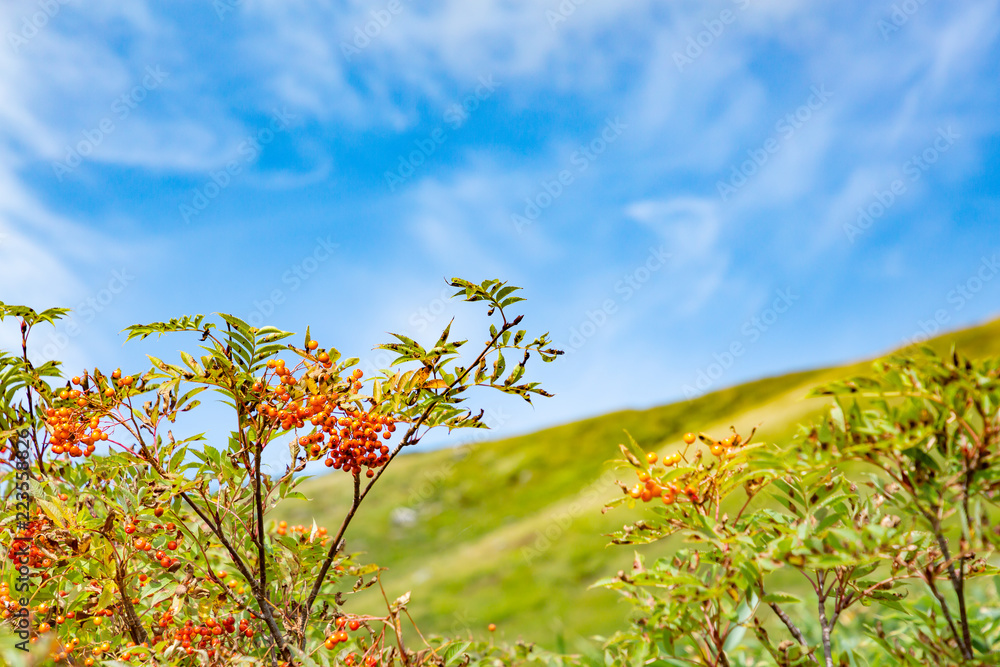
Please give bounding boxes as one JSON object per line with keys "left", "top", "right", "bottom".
{"left": 276, "top": 316, "right": 1000, "bottom": 648}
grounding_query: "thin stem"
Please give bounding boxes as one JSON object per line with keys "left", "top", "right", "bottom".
{"left": 403, "top": 608, "right": 441, "bottom": 659}
{"left": 815, "top": 571, "right": 833, "bottom": 667}
{"left": 298, "top": 472, "right": 361, "bottom": 649}
{"left": 378, "top": 576, "right": 410, "bottom": 667}
{"left": 733, "top": 490, "right": 760, "bottom": 523}
{"left": 923, "top": 568, "right": 964, "bottom": 655}
{"left": 19, "top": 322, "right": 45, "bottom": 476}
{"left": 927, "top": 518, "right": 973, "bottom": 659}
{"left": 760, "top": 581, "right": 812, "bottom": 652}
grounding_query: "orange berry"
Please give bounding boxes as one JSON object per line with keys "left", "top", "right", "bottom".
{"left": 683, "top": 432, "right": 696, "bottom": 444}
{"left": 307, "top": 340, "right": 319, "bottom": 350}
{"left": 646, "top": 452, "right": 657, "bottom": 464}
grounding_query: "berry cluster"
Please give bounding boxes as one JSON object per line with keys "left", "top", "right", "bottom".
{"left": 255, "top": 356, "right": 399, "bottom": 477}
{"left": 628, "top": 471, "right": 700, "bottom": 505}
{"left": 128, "top": 519, "right": 182, "bottom": 570}
{"left": 274, "top": 521, "right": 329, "bottom": 545}
{"left": 4, "top": 513, "right": 55, "bottom": 571}
{"left": 341, "top": 653, "right": 379, "bottom": 667}
{"left": 5, "top": 595, "right": 136, "bottom": 664}
{"left": 324, "top": 615, "right": 363, "bottom": 649}
{"left": 321, "top": 409, "right": 395, "bottom": 476}
{"left": 645, "top": 450, "right": 683, "bottom": 467}
{"left": 708, "top": 433, "right": 742, "bottom": 457}
{"left": 36, "top": 603, "right": 265, "bottom": 663}
{"left": 43, "top": 371, "right": 131, "bottom": 457}
{"left": 152, "top": 615, "right": 251, "bottom": 657}
{"left": 625, "top": 431, "right": 744, "bottom": 506}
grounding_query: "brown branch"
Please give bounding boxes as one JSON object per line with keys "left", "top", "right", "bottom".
{"left": 765, "top": 601, "right": 808, "bottom": 646}
{"left": 249, "top": 413, "right": 277, "bottom": 666}
{"left": 19, "top": 322, "right": 46, "bottom": 476}
{"left": 113, "top": 558, "right": 150, "bottom": 646}
{"left": 922, "top": 567, "right": 964, "bottom": 656}
{"left": 297, "top": 471, "right": 362, "bottom": 648}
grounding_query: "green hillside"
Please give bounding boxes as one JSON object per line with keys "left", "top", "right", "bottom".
{"left": 275, "top": 316, "right": 1000, "bottom": 650}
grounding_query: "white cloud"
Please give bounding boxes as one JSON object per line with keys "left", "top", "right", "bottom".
{"left": 626, "top": 197, "right": 720, "bottom": 259}
{"left": 403, "top": 164, "right": 534, "bottom": 269}
{"left": 624, "top": 196, "right": 729, "bottom": 314}
{"left": 242, "top": 0, "right": 664, "bottom": 125}
{"left": 0, "top": 3, "right": 160, "bottom": 364}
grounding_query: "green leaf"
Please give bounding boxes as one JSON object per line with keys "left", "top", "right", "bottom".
{"left": 761, "top": 592, "right": 802, "bottom": 605}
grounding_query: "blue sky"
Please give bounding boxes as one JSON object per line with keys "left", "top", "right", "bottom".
{"left": 2, "top": 0, "right": 999, "bottom": 453}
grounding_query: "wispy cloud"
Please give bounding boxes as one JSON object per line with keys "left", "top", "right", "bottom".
{"left": 0, "top": 0, "right": 997, "bottom": 438}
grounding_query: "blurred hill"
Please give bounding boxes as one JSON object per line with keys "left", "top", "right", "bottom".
{"left": 275, "top": 316, "right": 1000, "bottom": 650}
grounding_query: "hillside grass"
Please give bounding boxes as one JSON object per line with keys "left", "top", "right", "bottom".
{"left": 275, "top": 316, "right": 1000, "bottom": 649}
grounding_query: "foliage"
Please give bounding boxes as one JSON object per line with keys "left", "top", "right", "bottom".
{"left": 0, "top": 280, "right": 563, "bottom": 666}
{"left": 271, "top": 319, "right": 1000, "bottom": 646}
{"left": 599, "top": 347, "right": 1000, "bottom": 666}
{"left": 2, "top": 282, "right": 999, "bottom": 667}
